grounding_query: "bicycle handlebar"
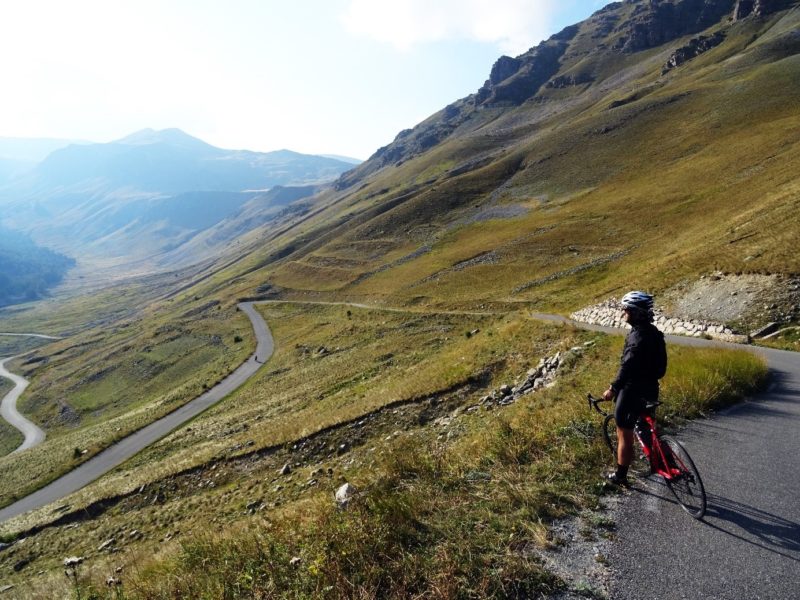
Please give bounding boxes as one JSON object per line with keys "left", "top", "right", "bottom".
{"left": 586, "top": 393, "right": 609, "bottom": 415}
{"left": 585, "top": 392, "right": 662, "bottom": 417}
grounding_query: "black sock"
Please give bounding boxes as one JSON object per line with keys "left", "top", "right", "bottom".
{"left": 616, "top": 464, "right": 629, "bottom": 479}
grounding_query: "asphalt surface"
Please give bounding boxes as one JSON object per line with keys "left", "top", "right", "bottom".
{"left": 0, "top": 357, "right": 46, "bottom": 453}
{"left": 607, "top": 345, "right": 800, "bottom": 600}
{"left": 0, "top": 302, "right": 273, "bottom": 523}
{"left": 529, "top": 315, "right": 800, "bottom": 600}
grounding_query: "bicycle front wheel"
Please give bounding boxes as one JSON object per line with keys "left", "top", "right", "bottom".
{"left": 602, "top": 414, "right": 649, "bottom": 476}
{"left": 661, "top": 436, "right": 706, "bottom": 519}
{"left": 602, "top": 414, "right": 617, "bottom": 456}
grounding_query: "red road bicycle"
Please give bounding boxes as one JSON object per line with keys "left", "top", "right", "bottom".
{"left": 587, "top": 393, "right": 707, "bottom": 519}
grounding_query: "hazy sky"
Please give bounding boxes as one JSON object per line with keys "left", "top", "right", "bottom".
{"left": 0, "top": 1, "right": 606, "bottom": 159}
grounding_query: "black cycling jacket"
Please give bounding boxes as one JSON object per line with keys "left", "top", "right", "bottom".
{"left": 611, "top": 321, "right": 667, "bottom": 396}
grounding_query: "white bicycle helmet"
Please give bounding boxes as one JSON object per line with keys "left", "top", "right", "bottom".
{"left": 620, "top": 290, "right": 654, "bottom": 315}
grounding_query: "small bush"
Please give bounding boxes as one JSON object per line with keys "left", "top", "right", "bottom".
{"left": 660, "top": 347, "right": 768, "bottom": 423}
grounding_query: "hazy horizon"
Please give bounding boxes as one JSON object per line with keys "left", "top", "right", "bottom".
{"left": 0, "top": 129, "right": 364, "bottom": 163}
{"left": 0, "top": 1, "right": 605, "bottom": 160}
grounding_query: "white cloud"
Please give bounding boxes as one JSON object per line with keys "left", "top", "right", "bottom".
{"left": 341, "top": 0, "right": 559, "bottom": 55}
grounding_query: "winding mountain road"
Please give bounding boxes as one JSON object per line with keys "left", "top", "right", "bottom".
{"left": 0, "top": 303, "right": 273, "bottom": 523}
{"left": 0, "top": 332, "right": 61, "bottom": 453}
{"left": 0, "top": 357, "right": 46, "bottom": 453}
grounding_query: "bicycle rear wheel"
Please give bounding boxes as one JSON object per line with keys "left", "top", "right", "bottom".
{"left": 661, "top": 436, "right": 706, "bottom": 519}
{"left": 602, "top": 414, "right": 649, "bottom": 476}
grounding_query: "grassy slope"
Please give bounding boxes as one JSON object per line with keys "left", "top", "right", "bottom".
{"left": 193, "top": 11, "right": 799, "bottom": 316}
{"left": 0, "top": 304, "right": 766, "bottom": 598}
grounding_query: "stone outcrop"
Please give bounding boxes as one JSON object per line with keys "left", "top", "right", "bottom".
{"left": 335, "top": 483, "right": 357, "bottom": 507}
{"left": 546, "top": 73, "right": 595, "bottom": 88}
{"left": 570, "top": 298, "right": 748, "bottom": 343}
{"left": 734, "top": 0, "right": 796, "bottom": 19}
{"left": 487, "top": 56, "right": 523, "bottom": 86}
{"left": 472, "top": 344, "right": 595, "bottom": 410}
{"left": 614, "top": 0, "right": 735, "bottom": 53}
{"left": 663, "top": 32, "right": 726, "bottom": 72}
{"left": 476, "top": 41, "right": 569, "bottom": 106}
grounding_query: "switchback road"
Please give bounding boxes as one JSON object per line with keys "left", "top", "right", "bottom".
{"left": 0, "top": 303, "right": 272, "bottom": 523}
{"left": 0, "top": 357, "right": 46, "bottom": 453}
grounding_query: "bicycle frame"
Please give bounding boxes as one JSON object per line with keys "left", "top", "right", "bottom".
{"left": 587, "top": 394, "right": 683, "bottom": 482}
{"left": 587, "top": 393, "right": 707, "bottom": 518}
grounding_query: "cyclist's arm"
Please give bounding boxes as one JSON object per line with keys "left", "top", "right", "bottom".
{"left": 611, "top": 334, "right": 643, "bottom": 393}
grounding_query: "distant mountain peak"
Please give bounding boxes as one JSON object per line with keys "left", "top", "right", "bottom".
{"left": 115, "top": 128, "right": 216, "bottom": 151}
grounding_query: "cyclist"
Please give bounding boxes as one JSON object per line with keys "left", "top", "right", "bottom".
{"left": 602, "top": 291, "right": 667, "bottom": 485}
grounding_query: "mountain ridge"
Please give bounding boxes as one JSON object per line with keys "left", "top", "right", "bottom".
{"left": 0, "top": 129, "right": 356, "bottom": 279}
{"left": 338, "top": 0, "right": 799, "bottom": 189}
{"left": 231, "top": 0, "right": 800, "bottom": 314}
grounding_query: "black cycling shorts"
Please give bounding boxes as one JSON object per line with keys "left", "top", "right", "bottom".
{"left": 614, "top": 388, "right": 647, "bottom": 430}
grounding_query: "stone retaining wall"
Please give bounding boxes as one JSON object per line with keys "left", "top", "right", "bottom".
{"left": 570, "top": 299, "right": 748, "bottom": 343}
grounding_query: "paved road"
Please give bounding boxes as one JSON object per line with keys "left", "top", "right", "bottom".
{"left": 528, "top": 315, "right": 800, "bottom": 599}
{"left": 0, "top": 357, "right": 46, "bottom": 453}
{"left": 607, "top": 345, "right": 800, "bottom": 600}
{"left": 0, "top": 302, "right": 273, "bottom": 523}
{"left": 0, "top": 333, "right": 61, "bottom": 340}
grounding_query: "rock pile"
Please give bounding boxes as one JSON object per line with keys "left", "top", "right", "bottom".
{"left": 570, "top": 299, "right": 747, "bottom": 343}
{"left": 476, "top": 343, "right": 594, "bottom": 410}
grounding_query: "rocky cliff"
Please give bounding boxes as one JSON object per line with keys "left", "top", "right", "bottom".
{"left": 337, "top": 0, "right": 798, "bottom": 187}
{"left": 734, "top": 0, "right": 797, "bottom": 19}
{"left": 613, "top": 0, "right": 735, "bottom": 52}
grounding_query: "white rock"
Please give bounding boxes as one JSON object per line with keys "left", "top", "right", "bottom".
{"left": 63, "top": 556, "right": 85, "bottom": 567}
{"left": 98, "top": 539, "right": 115, "bottom": 552}
{"left": 335, "top": 483, "right": 357, "bottom": 507}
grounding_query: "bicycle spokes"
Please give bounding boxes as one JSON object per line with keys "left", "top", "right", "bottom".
{"left": 661, "top": 436, "right": 707, "bottom": 519}
{"left": 586, "top": 392, "right": 706, "bottom": 519}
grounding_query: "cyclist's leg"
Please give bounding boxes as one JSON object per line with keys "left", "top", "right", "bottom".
{"left": 617, "top": 425, "right": 635, "bottom": 467}
{"left": 614, "top": 389, "right": 642, "bottom": 464}
{"left": 610, "top": 389, "right": 642, "bottom": 483}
